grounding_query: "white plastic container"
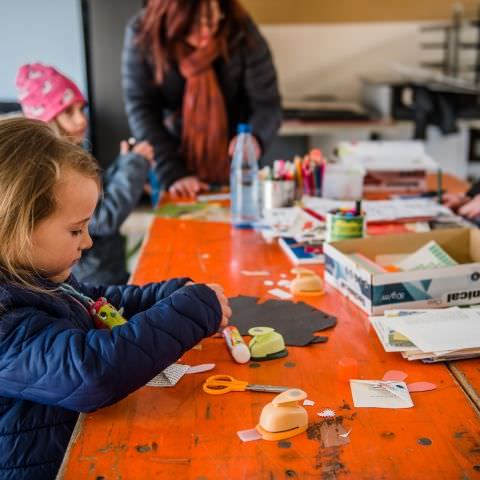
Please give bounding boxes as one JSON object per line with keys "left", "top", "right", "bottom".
{"left": 321, "top": 163, "right": 365, "bottom": 200}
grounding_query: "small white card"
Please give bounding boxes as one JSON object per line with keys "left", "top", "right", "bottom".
{"left": 350, "top": 380, "right": 413, "bottom": 409}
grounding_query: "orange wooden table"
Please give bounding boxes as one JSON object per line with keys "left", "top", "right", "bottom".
{"left": 58, "top": 216, "right": 480, "bottom": 479}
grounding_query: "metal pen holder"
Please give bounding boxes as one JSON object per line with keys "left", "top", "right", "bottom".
{"left": 262, "top": 179, "right": 295, "bottom": 210}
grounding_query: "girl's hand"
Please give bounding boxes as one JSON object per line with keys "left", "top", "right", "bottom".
{"left": 228, "top": 134, "right": 261, "bottom": 160}
{"left": 458, "top": 194, "right": 480, "bottom": 219}
{"left": 168, "top": 176, "right": 209, "bottom": 199}
{"left": 120, "top": 140, "right": 155, "bottom": 167}
{"left": 206, "top": 283, "right": 231, "bottom": 328}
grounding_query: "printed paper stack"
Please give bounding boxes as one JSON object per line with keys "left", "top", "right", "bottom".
{"left": 302, "top": 196, "right": 455, "bottom": 224}
{"left": 370, "top": 307, "right": 480, "bottom": 362}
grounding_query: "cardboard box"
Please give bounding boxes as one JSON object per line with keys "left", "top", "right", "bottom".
{"left": 324, "top": 228, "right": 480, "bottom": 314}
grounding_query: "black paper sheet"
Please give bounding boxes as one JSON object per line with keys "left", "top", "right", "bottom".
{"left": 229, "top": 295, "right": 337, "bottom": 347}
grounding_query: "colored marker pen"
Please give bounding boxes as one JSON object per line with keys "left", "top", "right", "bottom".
{"left": 148, "top": 168, "right": 161, "bottom": 208}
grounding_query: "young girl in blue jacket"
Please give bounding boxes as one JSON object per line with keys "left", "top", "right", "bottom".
{"left": 0, "top": 117, "right": 231, "bottom": 480}
{"left": 16, "top": 62, "right": 154, "bottom": 285}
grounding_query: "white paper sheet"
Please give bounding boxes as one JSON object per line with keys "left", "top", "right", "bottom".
{"left": 350, "top": 380, "right": 413, "bottom": 409}
{"left": 396, "top": 240, "right": 457, "bottom": 271}
{"left": 393, "top": 307, "right": 480, "bottom": 352}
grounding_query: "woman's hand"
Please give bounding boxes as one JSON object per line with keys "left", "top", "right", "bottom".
{"left": 458, "top": 194, "right": 480, "bottom": 219}
{"left": 228, "top": 134, "right": 261, "bottom": 160}
{"left": 206, "top": 283, "right": 231, "bottom": 328}
{"left": 168, "top": 176, "right": 209, "bottom": 199}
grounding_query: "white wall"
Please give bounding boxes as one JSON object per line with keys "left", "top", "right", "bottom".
{"left": 261, "top": 21, "right": 474, "bottom": 178}
{"left": 0, "top": 0, "right": 86, "bottom": 101}
{"left": 261, "top": 21, "right": 477, "bottom": 101}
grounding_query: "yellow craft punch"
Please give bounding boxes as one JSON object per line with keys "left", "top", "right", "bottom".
{"left": 290, "top": 268, "right": 324, "bottom": 296}
{"left": 256, "top": 389, "right": 308, "bottom": 441}
{"left": 248, "top": 327, "right": 288, "bottom": 361}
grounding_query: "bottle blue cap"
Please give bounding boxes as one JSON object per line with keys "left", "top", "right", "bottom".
{"left": 237, "top": 123, "right": 251, "bottom": 134}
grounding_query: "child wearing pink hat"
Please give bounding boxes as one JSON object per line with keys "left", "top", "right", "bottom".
{"left": 17, "top": 63, "right": 155, "bottom": 284}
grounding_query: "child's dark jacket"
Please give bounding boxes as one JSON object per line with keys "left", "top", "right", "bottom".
{"left": 0, "top": 276, "right": 220, "bottom": 480}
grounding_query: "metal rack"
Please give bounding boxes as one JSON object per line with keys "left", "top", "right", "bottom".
{"left": 420, "top": 3, "right": 480, "bottom": 85}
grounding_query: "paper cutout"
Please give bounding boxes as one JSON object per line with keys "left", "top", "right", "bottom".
{"left": 229, "top": 295, "right": 337, "bottom": 347}
{"left": 237, "top": 428, "right": 262, "bottom": 442}
{"left": 280, "top": 273, "right": 288, "bottom": 278}
{"left": 268, "top": 288, "right": 293, "bottom": 300}
{"left": 318, "top": 409, "right": 336, "bottom": 417}
{"left": 382, "top": 370, "right": 408, "bottom": 382}
{"left": 241, "top": 270, "right": 270, "bottom": 276}
{"left": 186, "top": 363, "right": 216, "bottom": 374}
{"left": 350, "top": 380, "right": 414, "bottom": 408}
{"left": 146, "top": 364, "right": 190, "bottom": 387}
{"left": 263, "top": 280, "right": 275, "bottom": 286}
{"left": 407, "top": 381, "right": 437, "bottom": 393}
{"left": 277, "top": 279, "right": 292, "bottom": 288}
{"left": 303, "top": 399, "right": 315, "bottom": 406}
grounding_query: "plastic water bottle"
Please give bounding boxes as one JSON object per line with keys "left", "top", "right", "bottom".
{"left": 230, "top": 123, "right": 260, "bottom": 227}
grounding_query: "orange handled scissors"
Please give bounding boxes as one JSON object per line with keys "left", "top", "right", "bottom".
{"left": 203, "top": 375, "right": 290, "bottom": 395}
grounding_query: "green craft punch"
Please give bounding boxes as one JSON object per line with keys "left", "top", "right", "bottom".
{"left": 248, "top": 327, "right": 288, "bottom": 361}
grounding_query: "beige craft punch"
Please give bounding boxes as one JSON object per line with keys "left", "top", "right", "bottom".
{"left": 290, "top": 268, "right": 324, "bottom": 296}
{"left": 256, "top": 389, "right": 308, "bottom": 441}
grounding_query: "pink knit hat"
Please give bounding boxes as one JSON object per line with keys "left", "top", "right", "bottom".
{"left": 16, "top": 63, "right": 86, "bottom": 122}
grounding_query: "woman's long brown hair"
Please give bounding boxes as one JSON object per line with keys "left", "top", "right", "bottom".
{"left": 137, "top": 0, "right": 251, "bottom": 84}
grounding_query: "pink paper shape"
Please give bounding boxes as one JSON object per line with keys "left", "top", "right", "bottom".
{"left": 382, "top": 370, "right": 408, "bottom": 382}
{"left": 407, "top": 382, "right": 437, "bottom": 393}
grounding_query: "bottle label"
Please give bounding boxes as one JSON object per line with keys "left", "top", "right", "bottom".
{"left": 223, "top": 326, "right": 246, "bottom": 348}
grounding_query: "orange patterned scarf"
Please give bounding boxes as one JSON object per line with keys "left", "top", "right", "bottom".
{"left": 178, "top": 41, "right": 229, "bottom": 184}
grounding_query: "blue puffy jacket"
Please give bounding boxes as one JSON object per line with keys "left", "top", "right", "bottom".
{"left": 0, "top": 276, "right": 221, "bottom": 480}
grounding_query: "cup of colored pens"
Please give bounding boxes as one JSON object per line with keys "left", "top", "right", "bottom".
{"left": 326, "top": 200, "right": 365, "bottom": 242}
{"left": 296, "top": 149, "right": 326, "bottom": 197}
{"left": 260, "top": 160, "right": 295, "bottom": 210}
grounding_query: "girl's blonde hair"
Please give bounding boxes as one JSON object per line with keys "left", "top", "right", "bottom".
{"left": 0, "top": 117, "right": 100, "bottom": 291}
{"left": 48, "top": 118, "right": 70, "bottom": 140}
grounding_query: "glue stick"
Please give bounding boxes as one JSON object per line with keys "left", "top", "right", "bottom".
{"left": 222, "top": 326, "right": 251, "bottom": 363}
